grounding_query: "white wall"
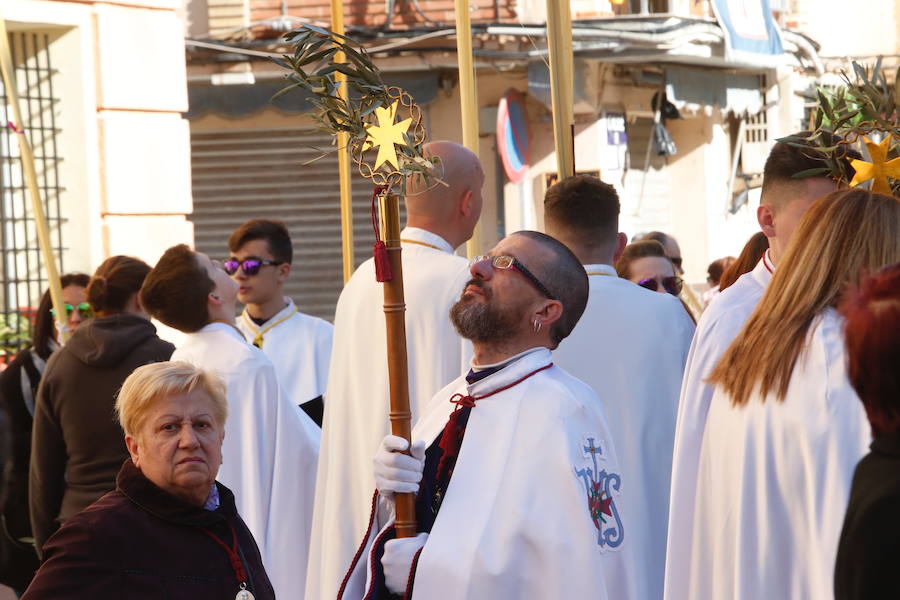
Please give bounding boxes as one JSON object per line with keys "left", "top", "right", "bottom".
{"left": 5, "top": 0, "right": 194, "bottom": 279}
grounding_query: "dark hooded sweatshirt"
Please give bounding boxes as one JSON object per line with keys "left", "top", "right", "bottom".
{"left": 29, "top": 314, "right": 174, "bottom": 557}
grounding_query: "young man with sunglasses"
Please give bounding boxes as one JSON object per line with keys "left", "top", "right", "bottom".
{"left": 228, "top": 219, "right": 333, "bottom": 426}
{"left": 341, "top": 231, "right": 632, "bottom": 600}
{"left": 544, "top": 175, "right": 694, "bottom": 600}
{"left": 307, "top": 141, "right": 482, "bottom": 600}
{"left": 140, "top": 244, "right": 320, "bottom": 600}
{"left": 664, "top": 134, "right": 856, "bottom": 600}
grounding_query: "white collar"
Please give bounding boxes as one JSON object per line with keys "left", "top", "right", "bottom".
{"left": 583, "top": 264, "right": 616, "bottom": 277}
{"left": 241, "top": 298, "right": 296, "bottom": 334}
{"left": 400, "top": 227, "right": 455, "bottom": 254}
{"left": 470, "top": 346, "right": 545, "bottom": 371}
{"left": 466, "top": 347, "right": 552, "bottom": 397}
{"left": 197, "top": 321, "right": 247, "bottom": 342}
{"left": 751, "top": 249, "right": 775, "bottom": 289}
{"left": 203, "top": 483, "right": 220, "bottom": 511}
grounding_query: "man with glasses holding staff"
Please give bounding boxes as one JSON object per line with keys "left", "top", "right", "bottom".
{"left": 544, "top": 175, "right": 693, "bottom": 600}
{"left": 307, "top": 140, "right": 482, "bottom": 600}
{"left": 228, "top": 219, "right": 334, "bottom": 426}
{"left": 341, "top": 231, "right": 632, "bottom": 600}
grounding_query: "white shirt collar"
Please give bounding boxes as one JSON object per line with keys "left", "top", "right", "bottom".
{"left": 583, "top": 264, "right": 617, "bottom": 277}
{"left": 241, "top": 297, "right": 296, "bottom": 334}
{"left": 466, "top": 347, "right": 553, "bottom": 397}
{"left": 470, "top": 346, "right": 545, "bottom": 371}
{"left": 400, "top": 227, "right": 455, "bottom": 254}
{"left": 751, "top": 249, "right": 775, "bottom": 289}
{"left": 198, "top": 321, "right": 247, "bottom": 342}
{"left": 203, "top": 483, "right": 220, "bottom": 511}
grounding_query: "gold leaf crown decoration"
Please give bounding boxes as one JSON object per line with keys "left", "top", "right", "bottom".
{"left": 273, "top": 25, "right": 436, "bottom": 193}
{"left": 780, "top": 59, "right": 900, "bottom": 196}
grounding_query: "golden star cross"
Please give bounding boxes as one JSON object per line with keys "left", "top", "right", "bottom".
{"left": 364, "top": 101, "right": 412, "bottom": 171}
{"left": 850, "top": 135, "right": 900, "bottom": 194}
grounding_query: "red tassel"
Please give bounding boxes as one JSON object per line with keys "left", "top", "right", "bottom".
{"left": 436, "top": 406, "right": 469, "bottom": 481}
{"left": 374, "top": 240, "right": 393, "bottom": 282}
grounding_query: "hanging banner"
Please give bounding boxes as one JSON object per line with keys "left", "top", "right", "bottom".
{"left": 712, "top": 0, "right": 783, "bottom": 58}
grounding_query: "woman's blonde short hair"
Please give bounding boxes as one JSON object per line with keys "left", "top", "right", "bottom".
{"left": 115, "top": 361, "right": 228, "bottom": 437}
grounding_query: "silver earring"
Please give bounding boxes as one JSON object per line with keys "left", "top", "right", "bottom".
{"left": 533, "top": 319, "right": 542, "bottom": 333}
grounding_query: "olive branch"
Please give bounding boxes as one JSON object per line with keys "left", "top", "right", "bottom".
{"left": 272, "top": 24, "right": 438, "bottom": 190}
{"left": 779, "top": 59, "right": 900, "bottom": 191}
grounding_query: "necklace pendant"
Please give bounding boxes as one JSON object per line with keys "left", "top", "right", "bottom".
{"left": 236, "top": 587, "right": 255, "bottom": 600}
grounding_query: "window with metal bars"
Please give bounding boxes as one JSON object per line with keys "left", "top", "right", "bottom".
{"left": 0, "top": 31, "right": 65, "bottom": 358}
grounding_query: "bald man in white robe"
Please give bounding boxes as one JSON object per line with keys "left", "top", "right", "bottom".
{"left": 545, "top": 176, "right": 693, "bottom": 600}
{"left": 305, "top": 141, "right": 484, "bottom": 600}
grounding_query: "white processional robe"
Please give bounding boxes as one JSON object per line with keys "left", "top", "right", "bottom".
{"left": 552, "top": 264, "right": 694, "bottom": 600}
{"left": 306, "top": 227, "right": 472, "bottom": 600}
{"left": 171, "top": 322, "right": 320, "bottom": 599}
{"left": 685, "top": 309, "right": 870, "bottom": 599}
{"left": 664, "top": 251, "right": 774, "bottom": 599}
{"left": 342, "top": 348, "right": 633, "bottom": 600}
{"left": 237, "top": 297, "right": 334, "bottom": 406}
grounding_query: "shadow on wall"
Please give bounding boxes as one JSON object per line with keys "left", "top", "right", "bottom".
{"left": 665, "top": 115, "right": 715, "bottom": 164}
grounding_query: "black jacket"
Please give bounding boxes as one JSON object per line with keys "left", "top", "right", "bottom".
{"left": 29, "top": 314, "right": 173, "bottom": 556}
{"left": 0, "top": 348, "right": 44, "bottom": 590}
{"left": 834, "top": 434, "right": 900, "bottom": 599}
{"left": 23, "top": 460, "right": 275, "bottom": 600}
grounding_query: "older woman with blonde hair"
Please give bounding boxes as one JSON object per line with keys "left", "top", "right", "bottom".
{"left": 673, "top": 188, "right": 900, "bottom": 600}
{"left": 22, "top": 362, "right": 274, "bottom": 600}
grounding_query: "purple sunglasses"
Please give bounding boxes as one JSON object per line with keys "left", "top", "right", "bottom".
{"left": 223, "top": 257, "right": 284, "bottom": 276}
{"left": 637, "top": 276, "right": 683, "bottom": 296}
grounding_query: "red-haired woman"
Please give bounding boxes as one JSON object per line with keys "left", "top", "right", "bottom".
{"left": 835, "top": 262, "right": 900, "bottom": 600}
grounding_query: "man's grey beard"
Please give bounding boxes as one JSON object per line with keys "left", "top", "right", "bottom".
{"left": 450, "top": 291, "right": 522, "bottom": 344}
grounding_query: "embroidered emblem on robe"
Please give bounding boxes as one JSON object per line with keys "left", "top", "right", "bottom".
{"left": 575, "top": 435, "right": 624, "bottom": 550}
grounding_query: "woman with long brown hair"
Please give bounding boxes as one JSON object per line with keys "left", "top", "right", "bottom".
{"left": 682, "top": 189, "right": 900, "bottom": 600}
{"left": 0, "top": 273, "right": 89, "bottom": 592}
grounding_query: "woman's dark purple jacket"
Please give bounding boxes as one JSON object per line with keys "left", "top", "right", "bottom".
{"left": 22, "top": 459, "right": 275, "bottom": 599}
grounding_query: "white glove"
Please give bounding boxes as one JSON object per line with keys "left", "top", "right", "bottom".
{"left": 382, "top": 532, "right": 428, "bottom": 594}
{"left": 373, "top": 435, "right": 426, "bottom": 498}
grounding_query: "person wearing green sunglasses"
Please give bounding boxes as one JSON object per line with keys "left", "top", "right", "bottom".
{"left": 0, "top": 272, "right": 89, "bottom": 593}
{"left": 49, "top": 301, "right": 93, "bottom": 321}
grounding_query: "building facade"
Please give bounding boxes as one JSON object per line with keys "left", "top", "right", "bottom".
{"left": 183, "top": 0, "right": 900, "bottom": 315}
{"left": 1, "top": 0, "right": 191, "bottom": 351}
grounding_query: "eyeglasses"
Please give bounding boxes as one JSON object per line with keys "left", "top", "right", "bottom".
{"left": 50, "top": 302, "right": 93, "bottom": 319}
{"left": 637, "top": 276, "right": 683, "bottom": 296}
{"left": 470, "top": 255, "right": 556, "bottom": 300}
{"left": 223, "top": 257, "right": 284, "bottom": 276}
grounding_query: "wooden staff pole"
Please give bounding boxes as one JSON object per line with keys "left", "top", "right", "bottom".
{"left": 0, "top": 15, "right": 70, "bottom": 343}
{"left": 330, "top": 0, "right": 355, "bottom": 283}
{"left": 454, "top": 0, "right": 481, "bottom": 257}
{"left": 545, "top": 0, "right": 575, "bottom": 178}
{"left": 379, "top": 190, "right": 416, "bottom": 538}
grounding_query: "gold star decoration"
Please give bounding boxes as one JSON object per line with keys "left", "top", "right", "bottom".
{"left": 364, "top": 101, "right": 411, "bottom": 171}
{"left": 850, "top": 135, "right": 900, "bottom": 194}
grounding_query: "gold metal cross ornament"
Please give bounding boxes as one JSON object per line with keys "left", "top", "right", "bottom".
{"left": 364, "top": 101, "right": 412, "bottom": 171}
{"left": 849, "top": 136, "right": 900, "bottom": 194}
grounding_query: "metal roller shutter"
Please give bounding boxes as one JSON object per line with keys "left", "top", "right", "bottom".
{"left": 190, "top": 126, "right": 401, "bottom": 322}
